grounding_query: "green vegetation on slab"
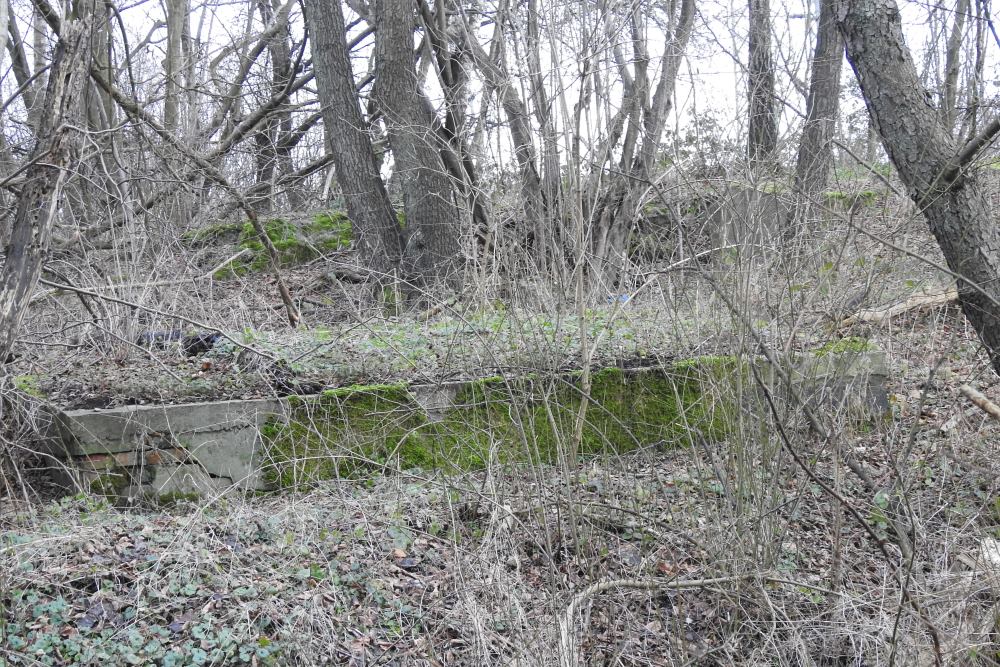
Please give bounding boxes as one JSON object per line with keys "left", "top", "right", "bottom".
{"left": 87, "top": 470, "right": 132, "bottom": 497}
{"left": 814, "top": 337, "right": 874, "bottom": 357}
{"left": 261, "top": 361, "right": 742, "bottom": 490}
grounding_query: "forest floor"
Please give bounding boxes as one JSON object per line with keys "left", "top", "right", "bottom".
{"left": 4, "top": 178, "right": 1000, "bottom": 665}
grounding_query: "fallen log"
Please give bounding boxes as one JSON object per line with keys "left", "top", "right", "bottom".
{"left": 840, "top": 283, "right": 958, "bottom": 327}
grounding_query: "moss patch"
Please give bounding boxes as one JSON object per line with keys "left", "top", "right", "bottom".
{"left": 262, "top": 361, "right": 742, "bottom": 490}
{"left": 261, "top": 383, "right": 428, "bottom": 488}
{"left": 181, "top": 222, "right": 243, "bottom": 247}
{"left": 814, "top": 337, "right": 873, "bottom": 357}
{"left": 823, "top": 190, "right": 879, "bottom": 210}
{"left": 13, "top": 374, "right": 44, "bottom": 398}
{"left": 87, "top": 469, "right": 132, "bottom": 497}
{"left": 212, "top": 213, "right": 353, "bottom": 280}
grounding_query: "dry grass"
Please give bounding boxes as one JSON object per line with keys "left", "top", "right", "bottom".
{"left": 5, "top": 173, "right": 1000, "bottom": 665}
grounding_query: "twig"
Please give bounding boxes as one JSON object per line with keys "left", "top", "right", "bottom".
{"left": 959, "top": 384, "right": 1000, "bottom": 421}
{"left": 751, "top": 365, "right": 944, "bottom": 666}
{"left": 945, "top": 116, "right": 1000, "bottom": 181}
{"left": 558, "top": 575, "right": 753, "bottom": 667}
{"left": 35, "top": 278, "right": 276, "bottom": 362}
{"left": 31, "top": 249, "right": 253, "bottom": 302}
{"left": 557, "top": 573, "right": 851, "bottom": 667}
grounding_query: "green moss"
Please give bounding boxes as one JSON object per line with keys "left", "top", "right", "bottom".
{"left": 262, "top": 361, "right": 742, "bottom": 490}
{"left": 823, "top": 190, "right": 849, "bottom": 205}
{"left": 823, "top": 190, "right": 879, "bottom": 210}
{"left": 262, "top": 383, "right": 433, "bottom": 488}
{"left": 13, "top": 375, "right": 44, "bottom": 398}
{"left": 181, "top": 222, "right": 242, "bottom": 247}
{"left": 814, "top": 337, "right": 873, "bottom": 357}
{"left": 213, "top": 215, "right": 352, "bottom": 280}
{"left": 88, "top": 469, "right": 131, "bottom": 496}
{"left": 307, "top": 211, "right": 350, "bottom": 233}
{"left": 381, "top": 285, "right": 403, "bottom": 317}
{"left": 758, "top": 181, "right": 786, "bottom": 194}
{"left": 856, "top": 190, "right": 878, "bottom": 206}
{"left": 308, "top": 212, "right": 353, "bottom": 251}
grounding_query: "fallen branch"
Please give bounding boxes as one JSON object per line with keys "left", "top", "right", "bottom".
{"left": 959, "top": 384, "right": 1000, "bottom": 421}
{"left": 840, "top": 283, "right": 958, "bottom": 327}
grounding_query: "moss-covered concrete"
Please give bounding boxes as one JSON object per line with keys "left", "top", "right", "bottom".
{"left": 261, "top": 362, "right": 742, "bottom": 489}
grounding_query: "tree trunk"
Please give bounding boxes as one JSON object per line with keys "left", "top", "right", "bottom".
{"left": 373, "top": 0, "right": 460, "bottom": 285}
{"left": 164, "top": 0, "right": 187, "bottom": 132}
{"left": 941, "top": 0, "right": 969, "bottom": 134}
{"left": 794, "top": 0, "right": 843, "bottom": 198}
{"left": 460, "top": 21, "right": 545, "bottom": 259}
{"left": 0, "top": 6, "right": 94, "bottom": 364}
{"left": 589, "top": 0, "right": 694, "bottom": 289}
{"left": 747, "top": 0, "right": 778, "bottom": 173}
{"left": 838, "top": 0, "right": 1000, "bottom": 376}
{"left": 24, "top": 6, "right": 49, "bottom": 132}
{"left": 304, "top": 0, "right": 403, "bottom": 277}
{"left": 253, "top": 0, "right": 301, "bottom": 213}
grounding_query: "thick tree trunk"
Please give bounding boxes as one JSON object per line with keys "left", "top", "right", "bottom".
{"left": 373, "top": 0, "right": 460, "bottom": 285}
{"left": 304, "top": 0, "right": 403, "bottom": 277}
{"left": 747, "top": 0, "right": 778, "bottom": 173}
{"left": 794, "top": 0, "right": 843, "bottom": 199}
{"left": 838, "top": 0, "right": 1000, "bottom": 375}
{"left": 0, "top": 7, "right": 94, "bottom": 364}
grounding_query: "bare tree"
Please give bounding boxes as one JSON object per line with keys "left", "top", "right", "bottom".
{"left": 0, "top": 3, "right": 96, "bottom": 364}
{"left": 587, "top": 0, "right": 695, "bottom": 287}
{"left": 747, "top": 0, "right": 778, "bottom": 173}
{"left": 164, "top": 0, "right": 188, "bottom": 133}
{"left": 252, "top": 0, "right": 302, "bottom": 213}
{"left": 373, "top": 0, "right": 461, "bottom": 285}
{"left": 793, "top": 0, "right": 843, "bottom": 200}
{"left": 838, "top": 0, "right": 1000, "bottom": 375}
{"left": 303, "top": 0, "right": 403, "bottom": 278}
{"left": 941, "top": 0, "right": 970, "bottom": 134}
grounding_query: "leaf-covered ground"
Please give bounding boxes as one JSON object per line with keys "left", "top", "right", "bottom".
{"left": 7, "top": 179, "right": 1000, "bottom": 664}
{"left": 4, "top": 375, "right": 1000, "bottom": 666}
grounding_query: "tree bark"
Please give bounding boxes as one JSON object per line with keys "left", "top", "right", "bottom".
{"left": 941, "top": 0, "right": 969, "bottom": 134}
{"left": 303, "top": 0, "right": 403, "bottom": 278}
{"left": 0, "top": 5, "right": 94, "bottom": 364}
{"left": 838, "top": 0, "right": 1000, "bottom": 376}
{"left": 164, "top": 0, "right": 187, "bottom": 132}
{"left": 253, "top": 0, "right": 302, "bottom": 213}
{"left": 747, "top": 0, "right": 778, "bottom": 173}
{"left": 373, "top": 0, "right": 460, "bottom": 285}
{"left": 794, "top": 0, "right": 843, "bottom": 198}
